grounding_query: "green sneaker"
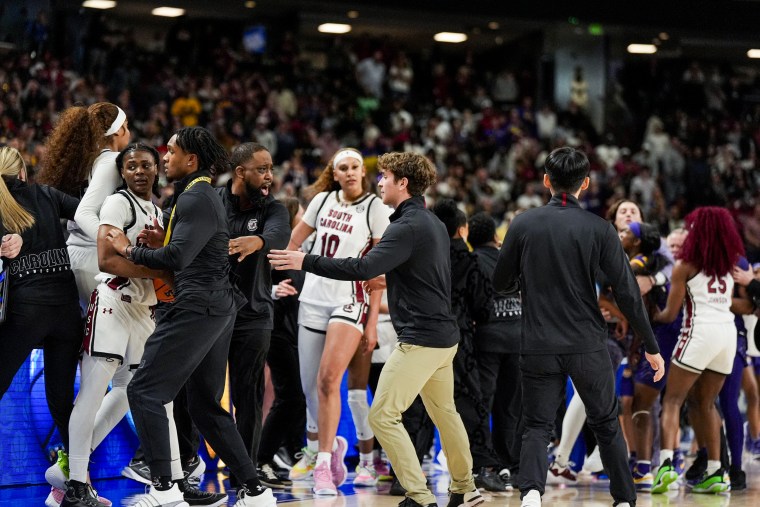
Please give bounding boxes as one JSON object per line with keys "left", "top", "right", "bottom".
{"left": 44, "top": 450, "right": 69, "bottom": 489}
{"left": 691, "top": 468, "right": 730, "bottom": 494}
{"left": 651, "top": 458, "right": 678, "bottom": 494}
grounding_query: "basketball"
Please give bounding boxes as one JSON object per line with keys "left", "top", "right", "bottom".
{"left": 153, "top": 278, "right": 175, "bottom": 303}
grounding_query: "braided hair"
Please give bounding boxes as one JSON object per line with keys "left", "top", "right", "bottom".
{"left": 174, "top": 127, "right": 231, "bottom": 176}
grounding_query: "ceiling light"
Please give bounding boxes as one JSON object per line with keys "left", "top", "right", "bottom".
{"left": 488, "top": 21, "right": 499, "bottom": 30}
{"left": 748, "top": 49, "right": 760, "bottom": 59}
{"left": 244, "top": 1, "right": 256, "bottom": 8}
{"left": 82, "top": 0, "right": 116, "bottom": 8}
{"left": 659, "top": 32, "right": 669, "bottom": 40}
{"left": 152, "top": 6, "right": 185, "bottom": 17}
{"left": 318, "top": 23, "right": 352, "bottom": 34}
{"left": 347, "top": 10, "right": 359, "bottom": 19}
{"left": 434, "top": 32, "right": 468, "bottom": 43}
{"left": 627, "top": 44, "right": 657, "bottom": 54}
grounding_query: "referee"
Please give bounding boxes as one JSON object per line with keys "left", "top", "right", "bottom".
{"left": 493, "top": 147, "right": 664, "bottom": 507}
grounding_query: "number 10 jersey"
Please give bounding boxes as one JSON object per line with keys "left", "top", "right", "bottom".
{"left": 299, "top": 190, "right": 391, "bottom": 307}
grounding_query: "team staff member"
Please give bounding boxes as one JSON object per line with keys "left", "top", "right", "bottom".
{"left": 219, "top": 143, "right": 291, "bottom": 488}
{"left": 269, "top": 152, "right": 483, "bottom": 507}
{"left": 106, "top": 127, "right": 275, "bottom": 507}
{"left": 493, "top": 147, "right": 664, "bottom": 507}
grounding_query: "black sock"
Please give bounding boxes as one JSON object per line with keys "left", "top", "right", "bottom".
{"left": 243, "top": 477, "right": 265, "bottom": 496}
{"left": 153, "top": 475, "right": 174, "bottom": 491}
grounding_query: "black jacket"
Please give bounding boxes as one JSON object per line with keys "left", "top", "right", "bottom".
{"left": 217, "top": 183, "right": 291, "bottom": 329}
{"left": 473, "top": 244, "right": 521, "bottom": 353}
{"left": 302, "top": 196, "right": 459, "bottom": 348}
{"left": 131, "top": 171, "right": 243, "bottom": 315}
{"left": 4, "top": 179, "right": 79, "bottom": 306}
{"left": 494, "top": 193, "right": 658, "bottom": 356}
{"left": 449, "top": 238, "right": 492, "bottom": 337}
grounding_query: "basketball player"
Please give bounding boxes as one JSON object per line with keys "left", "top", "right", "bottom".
{"left": 106, "top": 127, "right": 275, "bottom": 507}
{"left": 269, "top": 151, "right": 484, "bottom": 507}
{"left": 286, "top": 148, "right": 389, "bottom": 494}
{"left": 651, "top": 207, "right": 745, "bottom": 494}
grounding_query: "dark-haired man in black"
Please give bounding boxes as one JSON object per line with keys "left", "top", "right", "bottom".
{"left": 493, "top": 147, "right": 665, "bottom": 507}
{"left": 107, "top": 128, "right": 276, "bottom": 507}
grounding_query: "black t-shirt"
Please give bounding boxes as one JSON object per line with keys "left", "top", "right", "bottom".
{"left": 4, "top": 179, "right": 80, "bottom": 306}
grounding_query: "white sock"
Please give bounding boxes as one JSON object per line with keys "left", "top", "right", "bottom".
{"left": 316, "top": 452, "right": 332, "bottom": 467}
{"left": 360, "top": 452, "right": 373, "bottom": 465}
{"left": 706, "top": 460, "right": 721, "bottom": 475}
{"left": 660, "top": 449, "right": 674, "bottom": 464}
{"left": 331, "top": 439, "right": 338, "bottom": 452}
{"left": 68, "top": 455, "right": 89, "bottom": 483}
{"left": 307, "top": 439, "right": 319, "bottom": 454}
{"left": 554, "top": 451, "right": 568, "bottom": 468}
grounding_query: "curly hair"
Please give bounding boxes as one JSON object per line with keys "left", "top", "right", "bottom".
{"left": 377, "top": 151, "right": 436, "bottom": 197}
{"left": 304, "top": 147, "right": 366, "bottom": 201}
{"left": 38, "top": 102, "right": 123, "bottom": 196}
{"left": 0, "top": 147, "right": 36, "bottom": 233}
{"left": 679, "top": 206, "right": 744, "bottom": 277}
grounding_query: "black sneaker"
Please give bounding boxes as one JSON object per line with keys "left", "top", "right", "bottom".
{"left": 121, "top": 459, "right": 152, "bottom": 485}
{"left": 184, "top": 455, "right": 207, "bottom": 486}
{"left": 257, "top": 462, "right": 292, "bottom": 489}
{"left": 474, "top": 467, "right": 508, "bottom": 492}
{"left": 447, "top": 490, "right": 485, "bottom": 507}
{"left": 398, "top": 498, "right": 437, "bottom": 507}
{"left": 729, "top": 465, "right": 746, "bottom": 491}
{"left": 181, "top": 479, "right": 228, "bottom": 506}
{"left": 498, "top": 468, "right": 514, "bottom": 490}
{"left": 390, "top": 477, "right": 407, "bottom": 496}
{"left": 274, "top": 446, "right": 296, "bottom": 470}
{"left": 61, "top": 480, "right": 108, "bottom": 507}
{"left": 685, "top": 448, "right": 707, "bottom": 482}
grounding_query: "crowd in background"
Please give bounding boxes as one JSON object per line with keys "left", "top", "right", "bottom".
{"left": 3, "top": 8, "right": 760, "bottom": 258}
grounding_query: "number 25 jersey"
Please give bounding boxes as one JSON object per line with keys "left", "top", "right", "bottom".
{"left": 299, "top": 190, "right": 391, "bottom": 307}
{"left": 683, "top": 271, "right": 734, "bottom": 327}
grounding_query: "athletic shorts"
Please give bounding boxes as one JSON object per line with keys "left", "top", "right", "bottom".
{"left": 672, "top": 322, "right": 737, "bottom": 375}
{"left": 83, "top": 285, "right": 155, "bottom": 369}
{"left": 753, "top": 356, "right": 760, "bottom": 376}
{"left": 634, "top": 323, "right": 680, "bottom": 390}
{"left": 371, "top": 319, "right": 398, "bottom": 364}
{"left": 298, "top": 300, "right": 367, "bottom": 334}
{"left": 68, "top": 244, "right": 99, "bottom": 306}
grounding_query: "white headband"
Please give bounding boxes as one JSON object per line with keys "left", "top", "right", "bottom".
{"left": 333, "top": 149, "right": 363, "bottom": 167}
{"left": 104, "top": 106, "right": 127, "bottom": 137}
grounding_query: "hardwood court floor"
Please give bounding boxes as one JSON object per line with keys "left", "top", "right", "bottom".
{"left": 3, "top": 458, "right": 760, "bottom": 506}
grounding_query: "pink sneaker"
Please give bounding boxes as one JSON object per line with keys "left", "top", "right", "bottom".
{"left": 44, "top": 487, "right": 64, "bottom": 507}
{"left": 330, "top": 436, "right": 348, "bottom": 487}
{"left": 374, "top": 457, "right": 392, "bottom": 481}
{"left": 313, "top": 461, "right": 338, "bottom": 496}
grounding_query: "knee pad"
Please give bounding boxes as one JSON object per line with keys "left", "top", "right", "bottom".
{"left": 348, "top": 389, "right": 374, "bottom": 441}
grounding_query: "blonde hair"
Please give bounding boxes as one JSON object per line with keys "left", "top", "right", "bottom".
{"left": 0, "top": 147, "right": 36, "bottom": 234}
{"left": 304, "top": 147, "right": 367, "bottom": 201}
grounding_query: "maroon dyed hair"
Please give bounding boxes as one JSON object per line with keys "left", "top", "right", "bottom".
{"left": 679, "top": 207, "right": 744, "bottom": 277}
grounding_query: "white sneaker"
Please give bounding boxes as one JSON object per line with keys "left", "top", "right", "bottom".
{"left": 128, "top": 484, "right": 189, "bottom": 507}
{"left": 44, "top": 486, "right": 64, "bottom": 507}
{"left": 521, "top": 490, "right": 541, "bottom": 507}
{"left": 45, "top": 463, "right": 68, "bottom": 490}
{"left": 582, "top": 447, "right": 603, "bottom": 474}
{"left": 234, "top": 486, "right": 277, "bottom": 507}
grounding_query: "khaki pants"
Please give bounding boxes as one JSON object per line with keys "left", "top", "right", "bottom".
{"left": 369, "top": 342, "right": 475, "bottom": 505}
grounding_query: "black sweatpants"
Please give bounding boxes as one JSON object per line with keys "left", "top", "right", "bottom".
{"left": 519, "top": 349, "right": 634, "bottom": 505}
{"left": 452, "top": 333, "right": 501, "bottom": 470}
{"left": 127, "top": 305, "right": 255, "bottom": 482}
{"left": 228, "top": 320, "right": 271, "bottom": 471}
{"left": 257, "top": 329, "right": 306, "bottom": 462}
{"left": 478, "top": 350, "right": 523, "bottom": 473}
{"left": 132, "top": 302, "right": 199, "bottom": 465}
{"left": 0, "top": 301, "right": 82, "bottom": 449}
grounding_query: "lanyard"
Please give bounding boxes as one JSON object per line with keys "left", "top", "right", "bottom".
{"left": 163, "top": 176, "right": 211, "bottom": 246}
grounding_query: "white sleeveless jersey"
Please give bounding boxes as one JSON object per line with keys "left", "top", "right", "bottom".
{"left": 299, "top": 190, "right": 391, "bottom": 306}
{"left": 682, "top": 271, "right": 734, "bottom": 328}
{"left": 95, "top": 190, "right": 162, "bottom": 305}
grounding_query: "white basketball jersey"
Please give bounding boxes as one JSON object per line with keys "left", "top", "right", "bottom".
{"left": 96, "top": 190, "right": 162, "bottom": 305}
{"left": 299, "top": 190, "right": 391, "bottom": 306}
{"left": 682, "top": 271, "right": 734, "bottom": 327}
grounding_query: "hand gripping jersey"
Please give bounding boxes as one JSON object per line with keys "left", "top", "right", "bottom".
{"left": 299, "top": 190, "right": 391, "bottom": 307}
{"left": 95, "top": 189, "right": 162, "bottom": 305}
